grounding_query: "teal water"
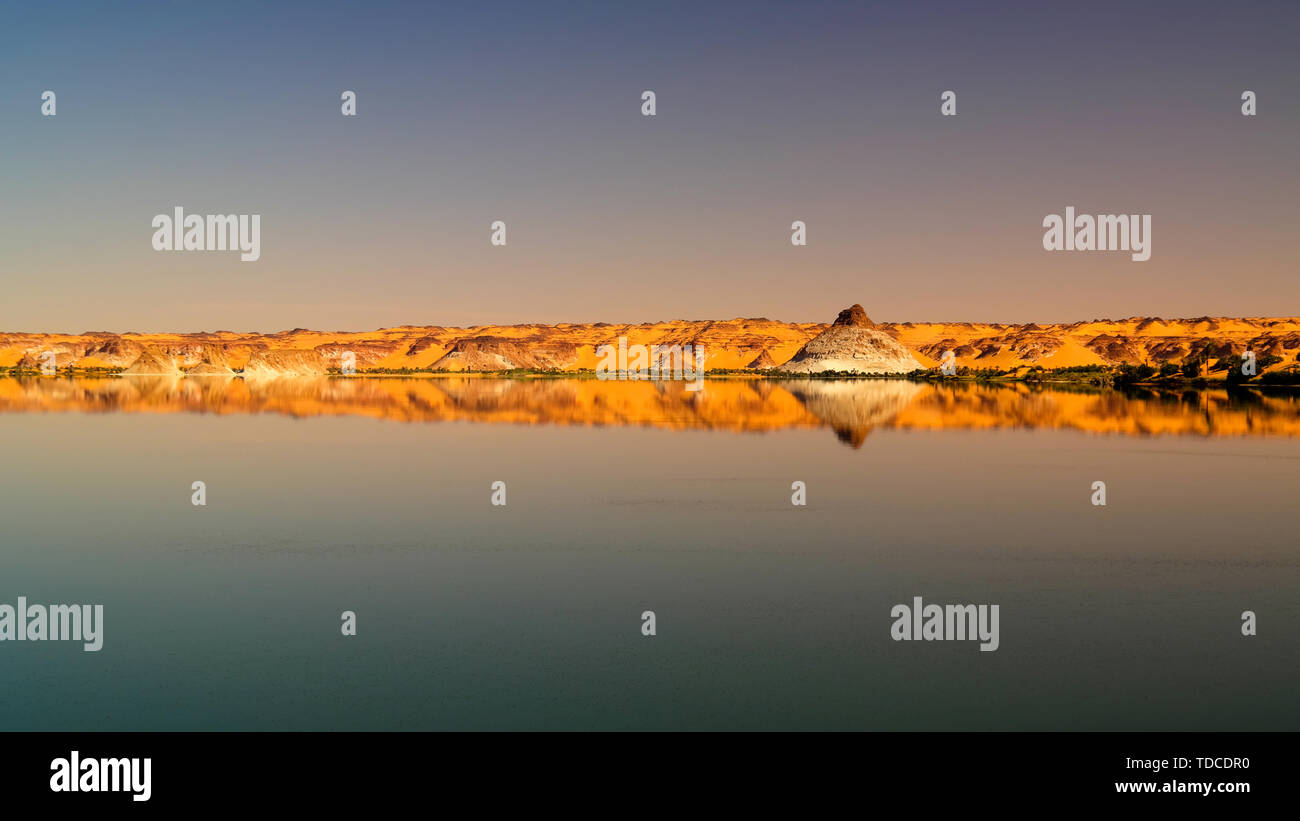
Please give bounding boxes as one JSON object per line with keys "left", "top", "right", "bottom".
{"left": 0, "top": 383, "right": 1297, "bottom": 730}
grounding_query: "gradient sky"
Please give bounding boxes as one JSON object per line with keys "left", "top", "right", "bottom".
{"left": 1, "top": 0, "right": 1297, "bottom": 332}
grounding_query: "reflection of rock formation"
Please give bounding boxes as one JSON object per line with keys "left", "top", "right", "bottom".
{"left": 780, "top": 379, "right": 924, "bottom": 447}
{"left": 182, "top": 375, "right": 240, "bottom": 403}
{"left": 2, "top": 375, "right": 1299, "bottom": 443}
{"left": 121, "top": 374, "right": 186, "bottom": 399}
{"left": 778, "top": 305, "right": 923, "bottom": 374}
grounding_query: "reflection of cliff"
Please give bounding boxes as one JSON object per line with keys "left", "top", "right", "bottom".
{"left": 888, "top": 383, "right": 1300, "bottom": 437}
{"left": 0, "top": 377, "right": 823, "bottom": 431}
{"left": 1, "top": 376, "right": 1298, "bottom": 443}
{"left": 779, "top": 379, "right": 924, "bottom": 447}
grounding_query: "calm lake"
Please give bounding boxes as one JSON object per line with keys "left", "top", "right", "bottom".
{"left": 1, "top": 376, "right": 1297, "bottom": 730}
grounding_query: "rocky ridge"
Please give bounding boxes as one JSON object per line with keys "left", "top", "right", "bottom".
{"left": 3, "top": 309, "right": 1300, "bottom": 376}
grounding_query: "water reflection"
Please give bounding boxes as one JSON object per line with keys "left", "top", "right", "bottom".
{"left": 1, "top": 375, "right": 1298, "bottom": 445}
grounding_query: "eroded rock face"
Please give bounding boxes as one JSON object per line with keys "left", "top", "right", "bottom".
{"left": 121, "top": 348, "right": 183, "bottom": 376}
{"left": 778, "top": 306, "right": 923, "bottom": 374}
{"left": 5, "top": 312, "right": 1300, "bottom": 375}
{"left": 84, "top": 337, "right": 145, "bottom": 367}
{"left": 432, "top": 338, "right": 581, "bottom": 371}
{"left": 314, "top": 342, "right": 404, "bottom": 369}
{"left": 241, "top": 349, "right": 328, "bottom": 378}
{"left": 832, "top": 304, "right": 875, "bottom": 328}
{"left": 182, "top": 346, "right": 235, "bottom": 375}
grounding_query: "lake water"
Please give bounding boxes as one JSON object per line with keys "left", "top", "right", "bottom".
{"left": 1, "top": 376, "right": 1297, "bottom": 730}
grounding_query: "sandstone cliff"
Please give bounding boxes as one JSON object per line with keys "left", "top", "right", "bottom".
{"left": 4, "top": 310, "right": 1300, "bottom": 376}
{"left": 242, "top": 349, "right": 328, "bottom": 378}
{"left": 121, "top": 347, "right": 183, "bottom": 376}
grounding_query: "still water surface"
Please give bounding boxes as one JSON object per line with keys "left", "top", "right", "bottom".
{"left": 0, "top": 377, "right": 1296, "bottom": 729}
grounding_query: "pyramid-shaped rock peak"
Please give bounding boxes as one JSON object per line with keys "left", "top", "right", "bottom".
{"left": 832, "top": 304, "right": 874, "bottom": 328}
{"left": 746, "top": 348, "right": 778, "bottom": 369}
{"left": 777, "top": 305, "right": 921, "bottom": 375}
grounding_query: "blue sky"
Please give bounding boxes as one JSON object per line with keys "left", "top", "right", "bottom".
{"left": 2, "top": 0, "right": 1297, "bottom": 331}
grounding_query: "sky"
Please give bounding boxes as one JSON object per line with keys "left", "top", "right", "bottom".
{"left": 1, "top": 0, "right": 1297, "bottom": 332}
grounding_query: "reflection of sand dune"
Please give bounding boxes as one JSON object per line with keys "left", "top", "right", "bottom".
{"left": 779, "top": 379, "right": 924, "bottom": 447}
{"left": 1, "top": 376, "right": 1298, "bottom": 445}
